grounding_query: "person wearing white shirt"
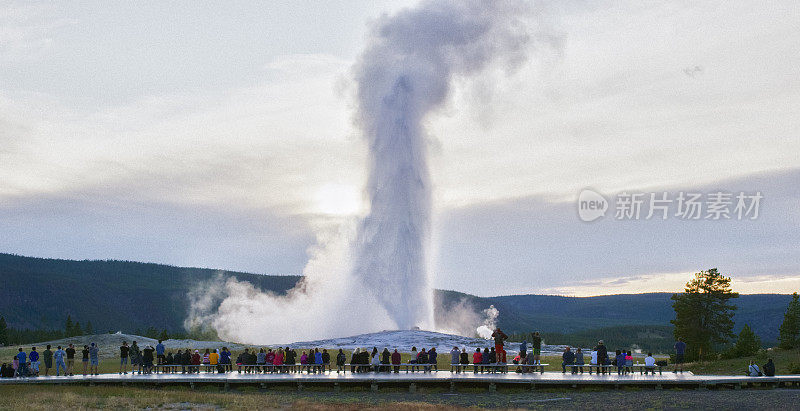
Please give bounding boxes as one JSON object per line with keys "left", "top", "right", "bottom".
{"left": 748, "top": 360, "right": 761, "bottom": 377}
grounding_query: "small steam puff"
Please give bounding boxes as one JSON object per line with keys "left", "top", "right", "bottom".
{"left": 183, "top": 0, "right": 535, "bottom": 343}
{"left": 476, "top": 305, "right": 500, "bottom": 339}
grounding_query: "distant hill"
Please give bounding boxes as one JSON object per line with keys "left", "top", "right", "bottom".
{"left": 1, "top": 253, "right": 793, "bottom": 345}
{"left": 0, "top": 253, "right": 300, "bottom": 334}
{"left": 435, "top": 290, "right": 793, "bottom": 345}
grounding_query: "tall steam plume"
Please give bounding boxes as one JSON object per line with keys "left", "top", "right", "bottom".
{"left": 352, "top": 0, "right": 530, "bottom": 330}
{"left": 184, "top": 0, "right": 532, "bottom": 343}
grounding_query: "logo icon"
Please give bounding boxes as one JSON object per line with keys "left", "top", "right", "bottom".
{"left": 578, "top": 189, "right": 608, "bottom": 222}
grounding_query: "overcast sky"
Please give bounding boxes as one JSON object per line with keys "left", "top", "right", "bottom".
{"left": 2, "top": 0, "right": 799, "bottom": 296}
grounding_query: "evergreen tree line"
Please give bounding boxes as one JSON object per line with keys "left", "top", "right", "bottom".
{"left": 671, "top": 268, "right": 800, "bottom": 362}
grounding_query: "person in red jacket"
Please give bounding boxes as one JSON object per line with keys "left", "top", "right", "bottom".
{"left": 190, "top": 350, "right": 202, "bottom": 374}
{"left": 472, "top": 348, "right": 482, "bottom": 374}
{"left": 391, "top": 349, "right": 401, "bottom": 373}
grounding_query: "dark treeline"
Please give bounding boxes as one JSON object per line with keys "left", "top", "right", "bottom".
{"left": 0, "top": 252, "right": 301, "bottom": 333}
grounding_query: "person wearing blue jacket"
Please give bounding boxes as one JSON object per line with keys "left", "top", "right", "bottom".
{"left": 615, "top": 350, "right": 626, "bottom": 375}
{"left": 16, "top": 348, "right": 27, "bottom": 377}
{"left": 29, "top": 347, "right": 40, "bottom": 376}
{"left": 314, "top": 349, "right": 323, "bottom": 374}
{"left": 428, "top": 347, "right": 438, "bottom": 371}
{"left": 156, "top": 340, "right": 166, "bottom": 365}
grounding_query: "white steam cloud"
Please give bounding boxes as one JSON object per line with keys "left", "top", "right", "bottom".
{"left": 476, "top": 305, "right": 500, "bottom": 339}
{"left": 184, "top": 0, "right": 533, "bottom": 343}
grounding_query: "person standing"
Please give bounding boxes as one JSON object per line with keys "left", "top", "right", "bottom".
{"left": 81, "top": 345, "right": 89, "bottom": 376}
{"left": 43, "top": 345, "right": 53, "bottom": 376}
{"left": 15, "top": 348, "right": 27, "bottom": 377}
{"left": 88, "top": 343, "right": 100, "bottom": 375}
{"left": 156, "top": 340, "right": 165, "bottom": 365}
{"left": 65, "top": 344, "right": 76, "bottom": 376}
{"left": 130, "top": 341, "right": 142, "bottom": 374}
{"left": 12, "top": 355, "right": 19, "bottom": 377}
{"left": 491, "top": 328, "right": 508, "bottom": 363}
{"left": 594, "top": 340, "right": 608, "bottom": 374}
{"left": 54, "top": 346, "right": 67, "bottom": 376}
{"left": 530, "top": 331, "right": 542, "bottom": 365}
{"left": 119, "top": 341, "right": 130, "bottom": 374}
{"left": 29, "top": 347, "right": 40, "bottom": 376}
{"left": 674, "top": 338, "right": 686, "bottom": 373}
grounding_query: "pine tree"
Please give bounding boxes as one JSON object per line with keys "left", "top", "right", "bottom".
{"left": 671, "top": 268, "right": 739, "bottom": 361}
{"left": 733, "top": 324, "right": 761, "bottom": 357}
{"left": 86, "top": 321, "right": 94, "bottom": 335}
{"left": 779, "top": 292, "right": 800, "bottom": 349}
{"left": 74, "top": 322, "right": 83, "bottom": 336}
{"left": 0, "top": 316, "right": 8, "bottom": 346}
{"left": 65, "top": 316, "right": 74, "bottom": 337}
{"left": 159, "top": 329, "right": 169, "bottom": 342}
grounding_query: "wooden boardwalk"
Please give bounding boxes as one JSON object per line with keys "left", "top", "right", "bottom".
{"left": 3, "top": 371, "right": 800, "bottom": 391}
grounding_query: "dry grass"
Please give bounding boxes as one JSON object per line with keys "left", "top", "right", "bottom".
{"left": 0, "top": 385, "right": 479, "bottom": 410}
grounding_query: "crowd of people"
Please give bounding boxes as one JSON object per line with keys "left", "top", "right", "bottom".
{"left": 0, "top": 330, "right": 779, "bottom": 378}
{"left": 1, "top": 343, "right": 98, "bottom": 377}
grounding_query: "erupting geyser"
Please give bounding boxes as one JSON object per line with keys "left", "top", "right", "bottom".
{"left": 351, "top": 0, "right": 531, "bottom": 330}
{"left": 186, "top": 0, "right": 532, "bottom": 343}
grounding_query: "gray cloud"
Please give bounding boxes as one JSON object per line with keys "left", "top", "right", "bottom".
{"left": 434, "top": 168, "right": 800, "bottom": 296}
{"left": 0, "top": 193, "right": 315, "bottom": 275}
